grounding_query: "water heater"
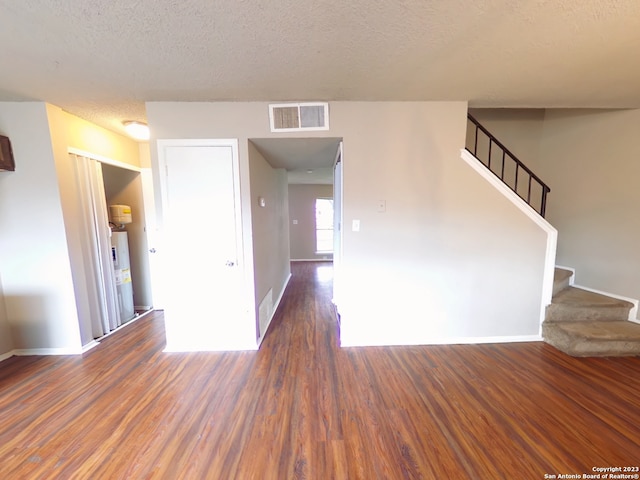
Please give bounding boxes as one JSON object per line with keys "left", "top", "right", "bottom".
{"left": 110, "top": 204, "right": 132, "bottom": 225}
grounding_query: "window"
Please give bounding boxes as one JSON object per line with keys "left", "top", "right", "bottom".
{"left": 315, "top": 198, "right": 334, "bottom": 253}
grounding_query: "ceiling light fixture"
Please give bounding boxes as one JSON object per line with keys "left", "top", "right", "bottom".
{"left": 123, "top": 121, "right": 150, "bottom": 141}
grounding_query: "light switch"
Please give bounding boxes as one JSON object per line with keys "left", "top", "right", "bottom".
{"left": 352, "top": 219, "right": 360, "bottom": 232}
{"left": 377, "top": 200, "right": 386, "bottom": 213}
{"left": 292, "top": 219, "right": 298, "bottom": 225}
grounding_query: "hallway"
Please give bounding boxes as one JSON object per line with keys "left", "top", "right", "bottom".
{"left": 0, "top": 262, "right": 638, "bottom": 478}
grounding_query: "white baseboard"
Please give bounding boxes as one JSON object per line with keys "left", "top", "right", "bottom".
{"left": 0, "top": 350, "right": 15, "bottom": 362}
{"left": 13, "top": 347, "right": 86, "bottom": 356}
{"left": 257, "top": 273, "right": 292, "bottom": 347}
{"left": 0, "top": 311, "right": 154, "bottom": 361}
{"left": 0, "top": 343, "right": 95, "bottom": 360}
{"left": 340, "top": 334, "right": 543, "bottom": 348}
{"left": 97, "top": 308, "right": 152, "bottom": 341}
{"left": 81, "top": 340, "right": 100, "bottom": 353}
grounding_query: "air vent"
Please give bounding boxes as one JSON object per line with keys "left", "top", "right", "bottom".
{"left": 269, "top": 102, "right": 329, "bottom": 132}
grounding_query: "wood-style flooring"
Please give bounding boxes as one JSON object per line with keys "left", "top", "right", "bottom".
{"left": 0, "top": 261, "right": 639, "bottom": 479}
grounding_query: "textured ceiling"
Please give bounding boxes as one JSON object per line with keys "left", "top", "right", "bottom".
{"left": 1, "top": 0, "right": 639, "bottom": 139}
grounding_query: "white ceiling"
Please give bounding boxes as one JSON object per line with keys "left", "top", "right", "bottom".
{"left": 1, "top": 0, "right": 639, "bottom": 158}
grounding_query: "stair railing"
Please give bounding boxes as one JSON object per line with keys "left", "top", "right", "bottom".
{"left": 466, "top": 114, "right": 551, "bottom": 217}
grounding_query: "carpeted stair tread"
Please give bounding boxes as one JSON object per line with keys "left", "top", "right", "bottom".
{"left": 546, "top": 286, "right": 634, "bottom": 323}
{"left": 552, "top": 286, "right": 633, "bottom": 308}
{"left": 542, "top": 320, "right": 640, "bottom": 357}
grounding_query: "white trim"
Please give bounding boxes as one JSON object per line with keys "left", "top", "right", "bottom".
{"left": 571, "top": 284, "right": 639, "bottom": 321}
{"left": 341, "top": 335, "right": 543, "bottom": 348}
{"left": 68, "top": 147, "right": 142, "bottom": 172}
{"left": 555, "top": 265, "right": 576, "bottom": 286}
{"left": 257, "top": 273, "right": 292, "bottom": 346}
{"left": 13, "top": 347, "right": 85, "bottom": 356}
{"left": 460, "top": 149, "right": 558, "bottom": 331}
{"left": 81, "top": 340, "right": 100, "bottom": 353}
{"left": 6, "top": 339, "right": 100, "bottom": 357}
{"left": 95, "top": 308, "right": 152, "bottom": 341}
{"left": 0, "top": 351, "right": 14, "bottom": 362}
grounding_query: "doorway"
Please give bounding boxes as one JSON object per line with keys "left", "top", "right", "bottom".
{"left": 70, "top": 152, "right": 154, "bottom": 340}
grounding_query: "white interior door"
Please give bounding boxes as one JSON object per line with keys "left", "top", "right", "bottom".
{"left": 158, "top": 140, "right": 251, "bottom": 351}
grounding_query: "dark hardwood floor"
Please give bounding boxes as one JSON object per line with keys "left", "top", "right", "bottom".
{"left": 1, "top": 261, "right": 639, "bottom": 479}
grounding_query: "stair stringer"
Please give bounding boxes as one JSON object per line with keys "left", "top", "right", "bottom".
{"left": 460, "top": 149, "right": 558, "bottom": 334}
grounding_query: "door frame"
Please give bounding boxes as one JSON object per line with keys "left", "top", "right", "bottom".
{"left": 68, "top": 148, "right": 153, "bottom": 340}
{"left": 332, "top": 141, "right": 344, "bottom": 314}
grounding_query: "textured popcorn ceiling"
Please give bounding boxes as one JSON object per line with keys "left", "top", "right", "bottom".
{"left": 0, "top": 0, "right": 639, "bottom": 139}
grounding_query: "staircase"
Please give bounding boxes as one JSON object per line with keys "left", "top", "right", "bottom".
{"left": 542, "top": 268, "right": 640, "bottom": 356}
{"left": 465, "top": 114, "right": 640, "bottom": 356}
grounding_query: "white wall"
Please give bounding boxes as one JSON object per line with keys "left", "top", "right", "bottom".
{"left": 0, "top": 103, "right": 82, "bottom": 352}
{"left": 538, "top": 109, "right": 640, "bottom": 307}
{"left": 146, "top": 101, "right": 551, "bottom": 347}
{"left": 288, "top": 184, "right": 334, "bottom": 261}
{"left": 248, "top": 141, "right": 291, "bottom": 340}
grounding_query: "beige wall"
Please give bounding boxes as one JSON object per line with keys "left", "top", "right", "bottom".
{"left": 468, "top": 108, "right": 546, "bottom": 165}
{"left": 331, "top": 102, "right": 548, "bottom": 345}
{"left": 146, "top": 101, "right": 551, "bottom": 347}
{"left": 248, "top": 142, "right": 291, "bottom": 339}
{"left": 0, "top": 102, "right": 143, "bottom": 355}
{"left": 288, "top": 184, "right": 334, "bottom": 260}
{"left": 0, "top": 103, "right": 82, "bottom": 352}
{"left": 47, "top": 104, "right": 142, "bottom": 345}
{"left": 538, "top": 109, "right": 640, "bottom": 305}
{"left": 471, "top": 108, "right": 640, "bottom": 311}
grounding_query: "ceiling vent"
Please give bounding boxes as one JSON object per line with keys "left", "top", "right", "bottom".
{"left": 269, "top": 102, "right": 329, "bottom": 132}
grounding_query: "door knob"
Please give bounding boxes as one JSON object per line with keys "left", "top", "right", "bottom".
{"left": 149, "top": 248, "right": 157, "bottom": 253}
{"left": 225, "top": 261, "right": 235, "bottom": 267}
